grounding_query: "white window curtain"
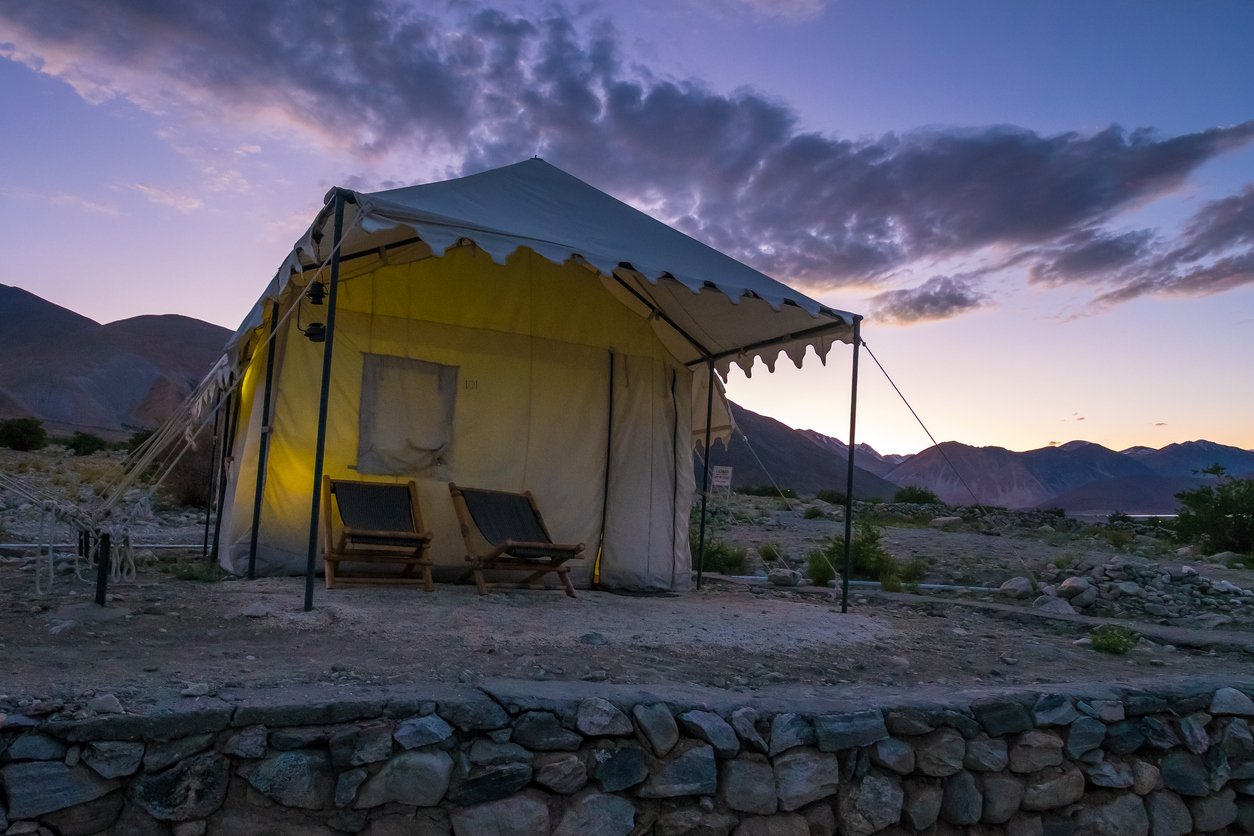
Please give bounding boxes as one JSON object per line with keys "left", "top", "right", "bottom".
{"left": 357, "top": 354, "right": 457, "bottom": 475}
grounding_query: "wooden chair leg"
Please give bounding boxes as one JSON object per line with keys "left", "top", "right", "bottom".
{"left": 473, "top": 567, "right": 489, "bottom": 595}
{"left": 421, "top": 561, "right": 434, "bottom": 593}
{"left": 325, "top": 557, "right": 337, "bottom": 590}
{"left": 558, "top": 566, "right": 576, "bottom": 599}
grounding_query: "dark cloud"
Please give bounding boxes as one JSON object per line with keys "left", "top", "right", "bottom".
{"left": 869, "top": 276, "right": 988, "bottom": 324}
{"left": 2, "top": 1, "right": 1253, "bottom": 316}
{"left": 1034, "top": 186, "right": 1254, "bottom": 306}
{"left": 1028, "top": 228, "right": 1158, "bottom": 286}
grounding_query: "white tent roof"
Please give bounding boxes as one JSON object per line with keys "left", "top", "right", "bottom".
{"left": 230, "top": 159, "right": 859, "bottom": 376}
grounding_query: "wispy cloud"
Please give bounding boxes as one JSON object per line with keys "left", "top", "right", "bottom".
{"left": 869, "top": 275, "right": 988, "bottom": 324}
{"left": 2, "top": 1, "right": 1252, "bottom": 320}
{"left": 134, "top": 183, "right": 203, "bottom": 211}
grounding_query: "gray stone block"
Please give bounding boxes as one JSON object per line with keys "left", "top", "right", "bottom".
{"left": 128, "top": 751, "right": 229, "bottom": 821}
{"left": 836, "top": 770, "right": 903, "bottom": 836}
{"left": 449, "top": 789, "right": 549, "bottom": 836}
{"left": 773, "top": 747, "right": 839, "bottom": 812}
{"left": 972, "top": 699, "right": 1033, "bottom": 736}
{"left": 1160, "top": 751, "right": 1209, "bottom": 797}
{"left": 511, "top": 711, "right": 581, "bottom": 751}
{"left": 1189, "top": 786, "right": 1238, "bottom": 831}
{"left": 553, "top": 791, "right": 635, "bottom": 836}
{"left": 679, "top": 710, "right": 740, "bottom": 758}
{"left": 639, "top": 743, "right": 717, "bottom": 799}
{"left": 394, "top": 713, "right": 455, "bottom": 749}
{"left": 720, "top": 758, "right": 777, "bottom": 815}
{"left": 576, "top": 698, "right": 632, "bottom": 737}
{"left": 1, "top": 760, "right": 119, "bottom": 820}
{"left": 634, "top": 703, "right": 680, "bottom": 757}
{"left": 940, "top": 770, "right": 981, "bottom": 825}
{"left": 447, "top": 761, "right": 533, "bottom": 806}
{"left": 814, "top": 710, "right": 887, "bottom": 752}
{"left": 914, "top": 727, "right": 966, "bottom": 777}
{"left": 82, "top": 740, "right": 144, "bottom": 779}
{"left": 593, "top": 744, "right": 649, "bottom": 793}
{"left": 355, "top": 750, "right": 454, "bottom": 808}
{"left": 981, "top": 772, "right": 1024, "bottom": 824}
{"left": 1145, "top": 790, "right": 1192, "bottom": 836}
{"left": 245, "top": 750, "right": 333, "bottom": 810}
{"left": 768, "top": 712, "right": 815, "bottom": 757}
{"left": 1072, "top": 794, "right": 1148, "bottom": 835}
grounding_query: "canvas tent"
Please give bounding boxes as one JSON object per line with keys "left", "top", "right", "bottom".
{"left": 212, "top": 159, "right": 860, "bottom": 597}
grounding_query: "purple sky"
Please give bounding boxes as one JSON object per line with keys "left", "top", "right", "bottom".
{"left": 1, "top": 0, "right": 1251, "bottom": 454}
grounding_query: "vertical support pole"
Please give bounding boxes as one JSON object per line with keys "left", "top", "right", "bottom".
{"left": 304, "top": 191, "right": 347, "bottom": 612}
{"left": 247, "top": 300, "right": 281, "bottom": 580}
{"left": 209, "top": 390, "right": 239, "bottom": 564}
{"left": 593, "top": 351, "right": 615, "bottom": 589}
{"left": 841, "top": 317, "right": 863, "bottom": 614}
{"left": 695, "top": 361, "right": 715, "bottom": 588}
{"left": 200, "top": 400, "right": 222, "bottom": 558}
{"left": 94, "top": 530, "right": 111, "bottom": 606}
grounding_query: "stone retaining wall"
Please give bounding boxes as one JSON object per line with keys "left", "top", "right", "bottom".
{"left": 2, "top": 678, "right": 1253, "bottom": 835}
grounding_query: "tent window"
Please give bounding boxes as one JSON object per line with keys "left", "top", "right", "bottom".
{"left": 357, "top": 354, "right": 457, "bottom": 476}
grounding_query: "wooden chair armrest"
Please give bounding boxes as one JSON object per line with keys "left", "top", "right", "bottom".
{"left": 342, "top": 526, "right": 432, "bottom": 542}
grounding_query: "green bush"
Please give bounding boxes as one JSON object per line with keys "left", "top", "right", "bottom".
{"left": 694, "top": 539, "right": 748, "bottom": 574}
{"left": 816, "top": 489, "right": 847, "bottom": 505}
{"left": 894, "top": 485, "right": 941, "bottom": 504}
{"left": 1091, "top": 624, "right": 1139, "bottom": 655}
{"left": 879, "top": 555, "right": 903, "bottom": 592}
{"left": 802, "top": 506, "right": 825, "bottom": 519}
{"left": 64, "top": 432, "right": 109, "bottom": 456}
{"left": 900, "top": 556, "right": 929, "bottom": 584}
{"left": 758, "top": 543, "right": 783, "bottom": 564}
{"left": 812, "top": 522, "right": 891, "bottom": 581}
{"left": 0, "top": 417, "right": 47, "bottom": 451}
{"left": 1097, "top": 526, "right": 1135, "bottom": 548}
{"left": 1175, "top": 466, "right": 1254, "bottom": 555}
{"left": 806, "top": 548, "right": 836, "bottom": 586}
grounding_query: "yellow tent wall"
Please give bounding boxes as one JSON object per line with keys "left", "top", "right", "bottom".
{"left": 219, "top": 244, "right": 695, "bottom": 591}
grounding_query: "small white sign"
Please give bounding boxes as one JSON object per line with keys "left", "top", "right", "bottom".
{"left": 711, "top": 466, "right": 733, "bottom": 488}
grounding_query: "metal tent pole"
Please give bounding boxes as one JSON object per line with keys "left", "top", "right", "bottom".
{"left": 303, "top": 190, "right": 348, "bottom": 612}
{"left": 246, "top": 300, "right": 281, "bottom": 580}
{"left": 200, "top": 399, "right": 222, "bottom": 558}
{"left": 208, "top": 389, "right": 240, "bottom": 564}
{"left": 695, "top": 361, "right": 715, "bottom": 588}
{"left": 841, "top": 317, "right": 863, "bottom": 614}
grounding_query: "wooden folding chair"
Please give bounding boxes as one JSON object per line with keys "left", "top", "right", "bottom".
{"left": 322, "top": 477, "right": 434, "bottom": 590}
{"left": 448, "top": 483, "right": 584, "bottom": 598}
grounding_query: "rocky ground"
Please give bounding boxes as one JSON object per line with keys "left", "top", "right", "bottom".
{"left": 1, "top": 448, "right": 1252, "bottom": 723}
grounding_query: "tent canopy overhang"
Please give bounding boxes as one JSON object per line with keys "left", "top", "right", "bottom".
{"left": 226, "top": 159, "right": 860, "bottom": 378}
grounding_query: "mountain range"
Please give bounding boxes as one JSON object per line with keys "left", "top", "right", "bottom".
{"left": 0, "top": 284, "right": 231, "bottom": 439}
{"left": 3, "top": 284, "right": 1250, "bottom": 513}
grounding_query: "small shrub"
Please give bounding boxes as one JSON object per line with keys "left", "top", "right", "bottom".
{"left": 0, "top": 417, "right": 47, "bottom": 451}
{"left": 816, "top": 489, "right": 847, "bottom": 505}
{"left": 879, "top": 556, "right": 903, "bottom": 593}
{"left": 806, "top": 548, "right": 837, "bottom": 586}
{"left": 900, "top": 556, "right": 929, "bottom": 584}
{"left": 802, "top": 506, "right": 825, "bottom": 519}
{"left": 1098, "top": 527, "right": 1135, "bottom": 548}
{"left": 758, "top": 543, "right": 783, "bottom": 564}
{"left": 63, "top": 432, "right": 109, "bottom": 456}
{"left": 155, "top": 429, "right": 216, "bottom": 510}
{"left": 695, "top": 539, "right": 748, "bottom": 575}
{"left": 1090, "top": 624, "right": 1139, "bottom": 655}
{"left": 1108, "top": 510, "right": 1132, "bottom": 524}
{"left": 894, "top": 485, "right": 940, "bottom": 505}
{"left": 814, "top": 522, "right": 891, "bottom": 580}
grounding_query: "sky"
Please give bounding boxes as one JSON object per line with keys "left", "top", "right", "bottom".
{"left": 1, "top": 0, "right": 1252, "bottom": 456}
